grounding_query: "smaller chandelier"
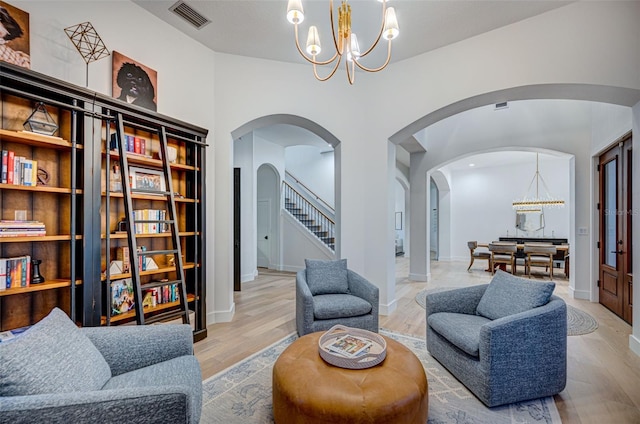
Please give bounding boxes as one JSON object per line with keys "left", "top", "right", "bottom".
{"left": 512, "top": 153, "right": 565, "bottom": 211}
{"left": 286, "top": 0, "right": 399, "bottom": 84}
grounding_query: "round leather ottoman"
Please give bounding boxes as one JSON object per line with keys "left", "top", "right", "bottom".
{"left": 272, "top": 331, "right": 428, "bottom": 424}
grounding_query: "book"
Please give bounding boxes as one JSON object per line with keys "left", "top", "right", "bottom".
{"left": 117, "top": 246, "right": 130, "bottom": 273}
{"left": 1, "top": 150, "right": 7, "bottom": 183}
{"left": 111, "top": 278, "right": 135, "bottom": 315}
{"left": 326, "top": 333, "right": 373, "bottom": 358}
{"left": 7, "top": 150, "right": 14, "bottom": 184}
{"left": 0, "top": 259, "right": 6, "bottom": 290}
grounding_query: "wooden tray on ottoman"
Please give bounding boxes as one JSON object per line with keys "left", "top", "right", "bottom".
{"left": 318, "top": 325, "right": 387, "bottom": 369}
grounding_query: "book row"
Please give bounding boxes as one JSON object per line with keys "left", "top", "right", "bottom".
{"left": 1, "top": 150, "right": 38, "bottom": 186}
{"left": 133, "top": 209, "right": 169, "bottom": 234}
{"left": 0, "top": 220, "right": 46, "bottom": 238}
{"left": 110, "top": 277, "right": 180, "bottom": 316}
{"left": 110, "top": 134, "right": 151, "bottom": 157}
{"left": 0, "top": 255, "right": 32, "bottom": 290}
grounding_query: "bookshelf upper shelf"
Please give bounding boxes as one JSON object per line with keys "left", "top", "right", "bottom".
{"left": 0, "top": 129, "right": 83, "bottom": 150}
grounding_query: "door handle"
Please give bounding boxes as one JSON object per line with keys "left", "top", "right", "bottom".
{"left": 264, "top": 235, "right": 269, "bottom": 240}
{"left": 610, "top": 250, "right": 624, "bottom": 254}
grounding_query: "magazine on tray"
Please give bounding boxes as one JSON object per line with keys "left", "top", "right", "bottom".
{"left": 326, "top": 333, "right": 373, "bottom": 358}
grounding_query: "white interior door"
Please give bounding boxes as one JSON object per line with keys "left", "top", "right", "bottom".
{"left": 257, "top": 199, "right": 271, "bottom": 268}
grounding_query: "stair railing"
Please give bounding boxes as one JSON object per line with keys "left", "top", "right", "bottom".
{"left": 283, "top": 181, "right": 335, "bottom": 250}
{"left": 285, "top": 171, "right": 334, "bottom": 218}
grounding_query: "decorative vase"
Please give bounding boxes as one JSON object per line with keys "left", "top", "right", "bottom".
{"left": 31, "top": 259, "right": 45, "bottom": 284}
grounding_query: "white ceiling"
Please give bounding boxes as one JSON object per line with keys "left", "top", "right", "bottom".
{"left": 131, "top": 1, "right": 583, "bottom": 163}
{"left": 132, "top": 0, "right": 571, "bottom": 66}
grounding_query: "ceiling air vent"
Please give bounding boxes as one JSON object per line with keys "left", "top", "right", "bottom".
{"left": 170, "top": 1, "right": 211, "bottom": 29}
{"left": 495, "top": 101, "right": 509, "bottom": 110}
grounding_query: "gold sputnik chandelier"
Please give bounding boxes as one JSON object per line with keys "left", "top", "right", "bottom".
{"left": 286, "top": 0, "right": 400, "bottom": 84}
{"left": 512, "top": 153, "right": 565, "bottom": 211}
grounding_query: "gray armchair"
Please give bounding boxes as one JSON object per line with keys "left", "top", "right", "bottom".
{"left": 0, "top": 308, "right": 202, "bottom": 424}
{"left": 425, "top": 271, "right": 566, "bottom": 407}
{"left": 296, "top": 259, "right": 379, "bottom": 336}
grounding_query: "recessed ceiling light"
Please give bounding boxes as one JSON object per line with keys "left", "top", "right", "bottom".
{"left": 469, "top": 163, "right": 475, "bottom": 167}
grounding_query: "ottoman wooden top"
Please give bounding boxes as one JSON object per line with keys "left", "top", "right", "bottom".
{"left": 272, "top": 331, "right": 428, "bottom": 424}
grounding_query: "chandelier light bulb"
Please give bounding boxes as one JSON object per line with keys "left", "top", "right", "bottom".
{"left": 287, "top": 0, "right": 304, "bottom": 24}
{"left": 306, "top": 26, "right": 321, "bottom": 55}
{"left": 347, "top": 33, "right": 360, "bottom": 62}
{"left": 382, "top": 7, "right": 399, "bottom": 40}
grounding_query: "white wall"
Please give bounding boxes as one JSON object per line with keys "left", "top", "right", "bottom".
{"left": 285, "top": 146, "right": 335, "bottom": 208}
{"left": 281, "top": 213, "right": 334, "bottom": 273}
{"left": 448, "top": 155, "right": 571, "bottom": 260}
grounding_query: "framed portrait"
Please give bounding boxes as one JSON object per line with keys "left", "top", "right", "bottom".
{"left": 129, "top": 166, "right": 165, "bottom": 193}
{"left": 112, "top": 51, "right": 158, "bottom": 112}
{"left": 0, "top": 1, "right": 30, "bottom": 69}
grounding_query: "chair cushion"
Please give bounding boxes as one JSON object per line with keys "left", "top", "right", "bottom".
{"left": 313, "top": 294, "right": 372, "bottom": 320}
{"left": 305, "top": 259, "right": 349, "bottom": 295}
{"left": 428, "top": 312, "right": 491, "bottom": 357}
{"left": 0, "top": 308, "right": 112, "bottom": 396}
{"left": 476, "top": 270, "right": 555, "bottom": 320}
{"left": 473, "top": 252, "right": 491, "bottom": 258}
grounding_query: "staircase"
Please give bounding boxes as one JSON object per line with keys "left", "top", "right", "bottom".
{"left": 283, "top": 182, "right": 335, "bottom": 251}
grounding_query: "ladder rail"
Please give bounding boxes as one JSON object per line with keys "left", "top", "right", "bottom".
{"left": 112, "top": 114, "right": 190, "bottom": 327}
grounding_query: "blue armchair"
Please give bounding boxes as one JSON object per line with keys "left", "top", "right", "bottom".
{"left": 425, "top": 271, "right": 567, "bottom": 407}
{"left": 0, "top": 308, "right": 202, "bottom": 423}
{"left": 296, "top": 259, "right": 379, "bottom": 336}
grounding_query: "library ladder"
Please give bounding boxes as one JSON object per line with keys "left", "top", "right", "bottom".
{"left": 111, "top": 112, "right": 190, "bottom": 326}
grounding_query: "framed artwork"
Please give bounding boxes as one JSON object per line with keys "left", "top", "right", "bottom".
{"left": 112, "top": 51, "right": 158, "bottom": 111}
{"left": 0, "top": 1, "right": 30, "bottom": 69}
{"left": 129, "top": 166, "right": 165, "bottom": 192}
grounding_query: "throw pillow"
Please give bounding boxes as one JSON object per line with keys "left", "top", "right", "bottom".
{"left": 0, "top": 308, "right": 112, "bottom": 396}
{"left": 476, "top": 270, "right": 555, "bottom": 320}
{"left": 305, "top": 258, "right": 349, "bottom": 295}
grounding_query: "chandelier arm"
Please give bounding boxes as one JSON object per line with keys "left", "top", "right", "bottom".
{"left": 353, "top": 40, "right": 392, "bottom": 73}
{"left": 313, "top": 54, "right": 343, "bottom": 82}
{"left": 536, "top": 172, "right": 561, "bottom": 200}
{"left": 357, "top": 0, "right": 387, "bottom": 58}
{"left": 294, "top": 24, "right": 340, "bottom": 66}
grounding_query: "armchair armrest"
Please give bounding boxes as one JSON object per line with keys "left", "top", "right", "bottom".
{"left": 479, "top": 296, "right": 567, "bottom": 387}
{"left": 82, "top": 324, "right": 193, "bottom": 376}
{"left": 347, "top": 270, "right": 379, "bottom": 317}
{"left": 0, "top": 387, "right": 192, "bottom": 424}
{"left": 296, "top": 270, "right": 315, "bottom": 335}
{"left": 425, "top": 284, "right": 488, "bottom": 318}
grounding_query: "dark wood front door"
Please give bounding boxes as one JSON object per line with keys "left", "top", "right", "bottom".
{"left": 598, "top": 133, "right": 632, "bottom": 324}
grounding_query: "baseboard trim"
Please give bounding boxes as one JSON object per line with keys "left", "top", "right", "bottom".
{"left": 379, "top": 298, "right": 397, "bottom": 316}
{"left": 569, "top": 286, "right": 590, "bottom": 300}
{"left": 281, "top": 265, "right": 304, "bottom": 273}
{"left": 209, "top": 302, "right": 235, "bottom": 324}
{"left": 630, "top": 334, "right": 640, "bottom": 357}
{"left": 241, "top": 272, "right": 255, "bottom": 283}
{"left": 409, "top": 273, "right": 428, "bottom": 282}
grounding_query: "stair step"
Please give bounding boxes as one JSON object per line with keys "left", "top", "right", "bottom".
{"left": 299, "top": 219, "right": 314, "bottom": 224}
{"left": 314, "top": 231, "right": 328, "bottom": 237}
{"left": 321, "top": 237, "right": 335, "bottom": 243}
{"left": 307, "top": 225, "right": 322, "bottom": 231}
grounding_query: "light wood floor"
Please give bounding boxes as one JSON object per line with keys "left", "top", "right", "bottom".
{"left": 194, "top": 258, "right": 640, "bottom": 424}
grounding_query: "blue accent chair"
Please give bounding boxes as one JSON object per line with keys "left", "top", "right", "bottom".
{"left": 0, "top": 308, "right": 202, "bottom": 423}
{"left": 296, "top": 259, "right": 379, "bottom": 336}
{"left": 425, "top": 271, "right": 567, "bottom": 407}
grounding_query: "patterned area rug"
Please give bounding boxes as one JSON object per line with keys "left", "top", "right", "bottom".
{"left": 200, "top": 331, "right": 561, "bottom": 424}
{"left": 415, "top": 288, "right": 598, "bottom": 336}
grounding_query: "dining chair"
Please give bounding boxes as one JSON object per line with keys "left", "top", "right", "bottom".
{"left": 467, "top": 241, "right": 492, "bottom": 272}
{"left": 488, "top": 242, "right": 517, "bottom": 275}
{"left": 524, "top": 243, "right": 557, "bottom": 278}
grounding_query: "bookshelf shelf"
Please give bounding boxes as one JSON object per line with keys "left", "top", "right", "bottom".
{"left": 0, "top": 183, "right": 81, "bottom": 194}
{"left": 101, "top": 263, "right": 197, "bottom": 282}
{"left": 101, "top": 231, "right": 197, "bottom": 240}
{"left": 0, "top": 279, "right": 83, "bottom": 297}
{"left": 0, "top": 129, "right": 83, "bottom": 150}
{"left": 0, "top": 235, "right": 82, "bottom": 243}
{"left": 102, "top": 293, "right": 196, "bottom": 324}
